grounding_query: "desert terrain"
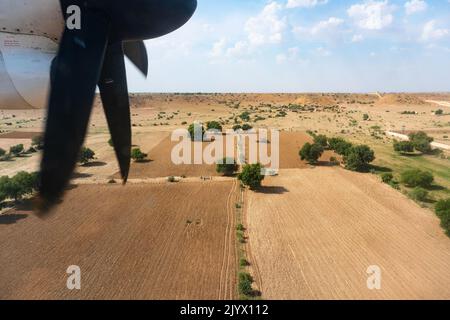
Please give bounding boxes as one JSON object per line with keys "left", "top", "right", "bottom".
{"left": 1, "top": 92, "right": 450, "bottom": 299}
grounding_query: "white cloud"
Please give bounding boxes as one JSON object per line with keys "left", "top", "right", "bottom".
{"left": 405, "top": 0, "right": 427, "bottom": 15}
{"left": 286, "top": 0, "right": 328, "bottom": 9}
{"left": 292, "top": 17, "right": 345, "bottom": 41}
{"left": 421, "top": 20, "right": 449, "bottom": 42}
{"left": 347, "top": 1, "right": 395, "bottom": 30}
{"left": 314, "top": 47, "right": 332, "bottom": 56}
{"left": 245, "top": 2, "right": 287, "bottom": 46}
{"left": 351, "top": 34, "right": 364, "bottom": 42}
{"left": 310, "top": 17, "right": 344, "bottom": 35}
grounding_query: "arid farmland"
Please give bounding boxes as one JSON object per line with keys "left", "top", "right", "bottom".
{"left": 246, "top": 168, "right": 450, "bottom": 300}
{"left": 0, "top": 181, "right": 238, "bottom": 300}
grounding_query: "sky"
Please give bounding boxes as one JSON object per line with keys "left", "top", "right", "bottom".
{"left": 126, "top": 0, "right": 450, "bottom": 93}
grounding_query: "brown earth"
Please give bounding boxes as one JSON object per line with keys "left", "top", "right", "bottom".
{"left": 0, "top": 131, "right": 41, "bottom": 139}
{"left": 0, "top": 181, "right": 238, "bottom": 300}
{"left": 246, "top": 168, "right": 450, "bottom": 300}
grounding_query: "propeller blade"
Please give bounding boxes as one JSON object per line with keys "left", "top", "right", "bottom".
{"left": 38, "top": 9, "right": 110, "bottom": 211}
{"left": 123, "top": 41, "right": 148, "bottom": 77}
{"left": 99, "top": 42, "right": 131, "bottom": 184}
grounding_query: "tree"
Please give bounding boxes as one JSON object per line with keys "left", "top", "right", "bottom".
{"left": 78, "top": 147, "right": 95, "bottom": 165}
{"left": 363, "top": 113, "right": 370, "bottom": 121}
{"left": 108, "top": 138, "right": 114, "bottom": 147}
{"left": 329, "top": 137, "right": 353, "bottom": 156}
{"left": 216, "top": 158, "right": 238, "bottom": 176}
{"left": 313, "top": 134, "right": 328, "bottom": 148}
{"left": 206, "top": 121, "right": 223, "bottom": 132}
{"left": 188, "top": 123, "right": 205, "bottom": 141}
{"left": 410, "top": 187, "right": 429, "bottom": 202}
{"left": 241, "top": 123, "right": 253, "bottom": 131}
{"left": 131, "top": 148, "right": 148, "bottom": 162}
{"left": 409, "top": 131, "right": 433, "bottom": 154}
{"left": 435, "top": 109, "right": 444, "bottom": 115}
{"left": 0, "top": 172, "right": 38, "bottom": 201}
{"left": 0, "top": 148, "right": 6, "bottom": 157}
{"left": 238, "top": 272, "right": 253, "bottom": 296}
{"left": 239, "top": 111, "right": 250, "bottom": 122}
{"left": 238, "top": 163, "right": 264, "bottom": 190}
{"left": 436, "top": 199, "right": 450, "bottom": 234}
{"left": 10, "top": 144, "right": 24, "bottom": 156}
{"left": 31, "top": 135, "right": 44, "bottom": 150}
{"left": 232, "top": 124, "right": 242, "bottom": 131}
{"left": 344, "top": 145, "right": 375, "bottom": 172}
{"left": 400, "top": 169, "right": 434, "bottom": 188}
{"left": 299, "top": 143, "right": 324, "bottom": 164}
{"left": 393, "top": 140, "right": 415, "bottom": 154}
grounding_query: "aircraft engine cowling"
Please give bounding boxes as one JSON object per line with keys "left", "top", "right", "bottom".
{"left": 0, "top": 33, "right": 57, "bottom": 109}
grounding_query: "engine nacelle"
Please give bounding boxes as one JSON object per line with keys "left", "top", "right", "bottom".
{"left": 0, "top": 33, "right": 57, "bottom": 109}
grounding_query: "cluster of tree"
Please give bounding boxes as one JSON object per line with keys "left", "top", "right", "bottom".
{"left": 436, "top": 199, "right": 450, "bottom": 236}
{"left": 216, "top": 158, "right": 238, "bottom": 176}
{"left": 238, "top": 272, "right": 254, "bottom": 297}
{"left": 302, "top": 135, "right": 376, "bottom": 172}
{"left": 0, "top": 171, "right": 38, "bottom": 202}
{"left": 408, "top": 131, "right": 434, "bottom": 154}
{"left": 188, "top": 123, "right": 205, "bottom": 141}
{"left": 232, "top": 124, "right": 253, "bottom": 131}
{"left": 131, "top": 148, "right": 148, "bottom": 162}
{"left": 400, "top": 169, "right": 434, "bottom": 188}
{"left": 238, "top": 163, "right": 264, "bottom": 190}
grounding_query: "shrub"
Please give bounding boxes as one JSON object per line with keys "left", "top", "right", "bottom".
{"left": 393, "top": 140, "right": 415, "bottom": 154}
{"left": 410, "top": 187, "right": 429, "bottom": 202}
{"left": 238, "top": 272, "right": 253, "bottom": 296}
{"left": 241, "top": 123, "right": 253, "bottom": 131}
{"left": 239, "top": 112, "right": 250, "bottom": 122}
{"left": 299, "top": 143, "right": 324, "bottom": 164}
{"left": 435, "top": 109, "right": 444, "bottom": 115}
{"left": 381, "top": 173, "right": 394, "bottom": 184}
{"left": 238, "top": 163, "right": 264, "bottom": 190}
{"left": 232, "top": 124, "right": 242, "bottom": 131}
{"left": 0, "top": 148, "right": 5, "bottom": 157}
{"left": 344, "top": 145, "right": 375, "bottom": 172}
{"left": 216, "top": 158, "right": 238, "bottom": 176}
{"left": 400, "top": 169, "right": 434, "bottom": 188}
{"left": 436, "top": 199, "right": 450, "bottom": 234}
{"left": 313, "top": 134, "right": 328, "bottom": 148}
{"left": 188, "top": 123, "right": 205, "bottom": 141}
{"left": 131, "top": 148, "right": 148, "bottom": 162}
{"left": 31, "top": 135, "right": 44, "bottom": 150}
{"left": 206, "top": 121, "right": 223, "bottom": 132}
{"left": 329, "top": 137, "right": 353, "bottom": 156}
{"left": 409, "top": 131, "right": 433, "bottom": 154}
{"left": 78, "top": 147, "right": 95, "bottom": 165}
{"left": 167, "top": 176, "right": 176, "bottom": 183}
{"left": 10, "top": 144, "right": 24, "bottom": 156}
{"left": 236, "top": 230, "right": 245, "bottom": 243}
{"left": 239, "top": 258, "right": 249, "bottom": 267}
{"left": 363, "top": 114, "right": 369, "bottom": 121}
{"left": 108, "top": 138, "right": 114, "bottom": 147}
{"left": 236, "top": 223, "right": 245, "bottom": 231}
{"left": 389, "top": 180, "right": 400, "bottom": 190}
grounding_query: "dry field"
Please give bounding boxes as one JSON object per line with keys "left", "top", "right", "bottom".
{"left": 0, "top": 181, "right": 238, "bottom": 300}
{"left": 245, "top": 168, "right": 450, "bottom": 300}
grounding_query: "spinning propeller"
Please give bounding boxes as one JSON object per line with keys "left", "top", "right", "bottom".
{"left": 37, "top": 0, "right": 197, "bottom": 212}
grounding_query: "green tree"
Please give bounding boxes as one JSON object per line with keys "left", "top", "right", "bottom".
{"left": 216, "top": 158, "right": 238, "bottom": 176}
{"left": 188, "top": 123, "right": 205, "bottom": 141}
{"left": 31, "top": 135, "right": 44, "bottom": 150}
{"left": 206, "top": 121, "right": 223, "bottom": 132}
{"left": 400, "top": 169, "right": 434, "bottom": 188}
{"left": 238, "top": 163, "right": 264, "bottom": 190}
{"left": 10, "top": 144, "right": 24, "bottom": 156}
{"left": 241, "top": 123, "right": 253, "bottom": 131}
{"left": 410, "top": 187, "right": 429, "bottom": 202}
{"left": 131, "top": 148, "right": 148, "bottom": 162}
{"left": 409, "top": 131, "right": 434, "bottom": 154}
{"left": 78, "top": 147, "right": 95, "bottom": 165}
{"left": 232, "top": 124, "right": 242, "bottom": 131}
{"left": 344, "top": 145, "right": 375, "bottom": 172}
{"left": 436, "top": 199, "right": 450, "bottom": 235}
{"left": 381, "top": 173, "right": 394, "bottom": 184}
{"left": 329, "top": 137, "right": 353, "bottom": 156}
{"left": 239, "top": 111, "right": 250, "bottom": 122}
{"left": 0, "top": 148, "right": 5, "bottom": 157}
{"left": 363, "top": 114, "right": 370, "bottom": 121}
{"left": 393, "top": 140, "right": 415, "bottom": 154}
{"left": 238, "top": 272, "right": 253, "bottom": 296}
{"left": 313, "top": 134, "right": 328, "bottom": 148}
{"left": 299, "top": 143, "right": 324, "bottom": 164}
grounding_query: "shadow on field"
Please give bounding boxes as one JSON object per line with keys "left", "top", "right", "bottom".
{"left": 72, "top": 172, "right": 93, "bottom": 179}
{"left": 256, "top": 186, "right": 289, "bottom": 194}
{"left": 83, "top": 161, "right": 107, "bottom": 167}
{"left": 370, "top": 165, "right": 393, "bottom": 173}
{"left": 0, "top": 213, "right": 28, "bottom": 225}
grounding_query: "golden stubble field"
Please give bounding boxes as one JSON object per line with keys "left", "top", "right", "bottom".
{"left": 0, "top": 181, "right": 238, "bottom": 300}
{"left": 245, "top": 168, "right": 450, "bottom": 300}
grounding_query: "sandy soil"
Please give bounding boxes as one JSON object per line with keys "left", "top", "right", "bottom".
{"left": 0, "top": 181, "right": 238, "bottom": 300}
{"left": 246, "top": 168, "right": 450, "bottom": 300}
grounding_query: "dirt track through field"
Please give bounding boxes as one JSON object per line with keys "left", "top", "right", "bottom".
{"left": 0, "top": 182, "right": 237, "bottom": 300}
{"left": 246, "top": 168, "right": 450, "bottom": 300}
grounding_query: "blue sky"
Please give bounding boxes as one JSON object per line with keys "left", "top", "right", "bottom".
{"left": 126, "top": 0, "right": 450, "bottom": 93}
